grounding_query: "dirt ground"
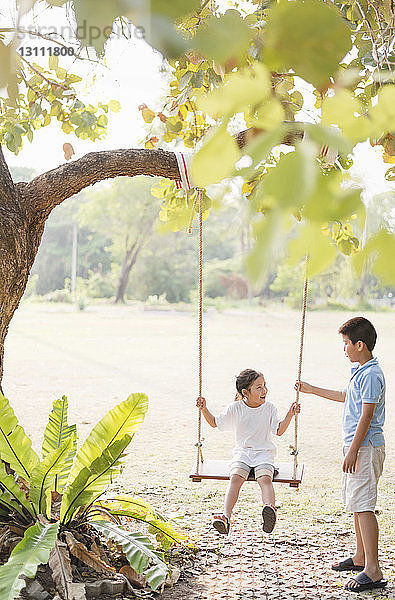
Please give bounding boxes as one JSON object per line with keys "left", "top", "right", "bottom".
{"left": 3, "top": 303, "right": 395, "bottom": 599}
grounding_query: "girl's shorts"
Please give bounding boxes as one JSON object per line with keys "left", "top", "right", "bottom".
{"left": 342, "top": 442, "right": 385, "bottom": 512}
{"left": 230, "top": 461, "right": 275, "bottom": 480}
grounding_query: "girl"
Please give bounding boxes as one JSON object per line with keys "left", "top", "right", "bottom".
{"left": 196, "top": 368, "right": 300, "bottom": 535}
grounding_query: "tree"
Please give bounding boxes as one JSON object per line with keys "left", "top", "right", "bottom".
{"left": 78, "top": 177, "right": 161, "bottom": 303}
{"left": 0, "top": 0, "right": 394, "bottom": 386}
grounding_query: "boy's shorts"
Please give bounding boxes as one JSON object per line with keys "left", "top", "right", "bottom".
{"left": 342, "top": 442, "right": 385, "bottom": 512}
{"left": 230, "top": 461, "right": 275, "bottom": 480}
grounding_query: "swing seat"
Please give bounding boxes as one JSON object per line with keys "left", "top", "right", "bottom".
{"left": 190, "top": 459, "right": 303, "bottom": 488}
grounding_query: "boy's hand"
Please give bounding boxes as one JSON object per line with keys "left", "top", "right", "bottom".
{"left": 196, "top": 396, "right": 206, "bottom": 410}
{"left": 343, "top": 449, "right": 358, "bottom": 473}
{"left": 288, "top": 402, "right": 301, "bottom": 416}
{"left": 295, "top": 380, "right": 314, "bottom": 394}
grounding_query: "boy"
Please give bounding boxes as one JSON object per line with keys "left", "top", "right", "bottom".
{"left": 295, "top": 317, "right": 386, "bottom": 593}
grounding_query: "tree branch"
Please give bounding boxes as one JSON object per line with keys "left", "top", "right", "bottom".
{"left": 17, "top": 126, "right": 305, "bottom": 221}
{"left": 17, "top": 148, "right": 180, "bottom": 217}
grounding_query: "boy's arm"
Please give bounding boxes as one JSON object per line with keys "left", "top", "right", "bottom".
{"left": 277, "top": 402, "right": 300, "bottom": 436}
{"left": 343, "top": 403, "right": 376, "bottom": 473}
{"left": 196, "top": 397, "right": 217, "bottom": 428}
{"left": 295, "top": 381, "right": 345, "bottom": 403}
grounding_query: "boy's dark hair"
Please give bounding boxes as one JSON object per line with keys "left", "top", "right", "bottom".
{"left": 235, "top": 369, "right": 263, "bottom": 399}
{"left": 338, "top": 317, "right": 377, "bottom": 351}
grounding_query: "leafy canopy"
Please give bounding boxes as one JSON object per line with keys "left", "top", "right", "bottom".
{"left": 1, "top": 0, "right": 394, "bottom": 282}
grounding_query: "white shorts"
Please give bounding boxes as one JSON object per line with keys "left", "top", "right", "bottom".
{"left": 230, "top": 461, "right": 275, "bottom": 480}
{"left": 342, "top": 443, "right": 385, "bottom": 513}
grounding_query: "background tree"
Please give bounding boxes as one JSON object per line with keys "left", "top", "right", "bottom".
{"left": 78, "top": 177, "right": 161, "bottom": 303}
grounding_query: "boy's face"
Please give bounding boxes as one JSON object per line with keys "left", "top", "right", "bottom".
{"left": 342, "top": 334, "right": 363, "bottom": 363}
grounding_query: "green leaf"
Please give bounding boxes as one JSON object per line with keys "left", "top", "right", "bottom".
{"left": 0, "top": 392, "right": 40, "bottom": 481}
{"left": 322, "top": 90, "right": 371, "bottom": 142}
{"left": 66, "top": 393, "right": 148, "bottom": 489}
{"left": 249, "top": 97, "right": 285, "bottom": 131}
{"left": 30, "top": 439, "right": 73, "bottom": 518}
{"left": 303, "top": 123, "right": 353, "bottom": 156}
{"left": 60, "top": 436, "right": 131, "bottom": 524}
{"left": 42, "top": 396, "right": 77, "bottom": 493}
{"left": 385, "top": 166, "right": 395, "bottom": 181}
{"left": 303, "top": 173, "right": 364, "bottom": 222}
{"left": 98, "top": 496, "right": 186, "bottom": 549}
{"left": 48, "top": 55, "right": 59, "bottom": 71}
{"left": 237, "top": 126, "right": 286, "bottom": 179}
{"left": 191, "top": 127, "right": 240, "bottom": 186}
{"left": 257, "top": 142, "right": 318, "bottom": 211}
{"left": 247, "top": 212, "right": 293, "bottom": 283}
{"left": 369, "top": 86, "right": 395, "bottom": 137}
{"left": 264, "top": 0, "right": 352, "bottom": 90}
{"left": 193, "top": 10, "right": 251, "bottom": 65}
{"left": 0, "top": 521, "right": 59, "bottom": 600}
{"left": 150, "top": 0, "right": 200, "bottom": 20}
{"left": 91, "top": 520, "right": 168, "bottom": 591}
{"left": 353, "top": 230, "right": 395, "bottom": 285}
{"left": 197, "top": 63, "right": 271, "bottom": 117}
{"left": 287, "top": 223, "right": 337, "bottom": 277}
{"left": 0, "top": 461, "right": 35, "bottom": 521}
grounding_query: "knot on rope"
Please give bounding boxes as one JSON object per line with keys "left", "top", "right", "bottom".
{"left": 289, "top": 446, "right": 299, "bottom": 456}
{"left": 195, "top": 439, "right": 205, "bottom": 449}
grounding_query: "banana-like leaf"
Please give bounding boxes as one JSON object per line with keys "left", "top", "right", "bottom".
{"left": 67, "top": 393, "right": 148, "bottom": 488}
{"left": 0, "top": 392, "right": 39, "bottom": 480}
{"left": 91, "top": 520, "right": 168, "bottom": 591}
{"left": 42, "top": 396, "right": 77, "bottom": 493}
{"left": 0, "top": 461, "right": 35, "bottom": 521}
{"left": 29, "top": 439, "right": 73, "bottom": 518}
{"left": 48, "top": 540, "right": 73, "bottom": 600}
{"left": 60, "top": 436, "right": 131, "bottom": 524}
{"left": 0, "top": 520, "right": 59, "bottom": 600}
{"left": 98, "top": 496, "right": 186, "bottom": 549}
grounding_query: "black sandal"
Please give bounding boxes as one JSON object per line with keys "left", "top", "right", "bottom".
{"left": 332, "top": 557, "right": 364, "bottom": 572}
{"left": 212, "top": 514, "right": 230, "bottom": 535}
{"left": 262, "top": 504, "right": 276, "bottom": 533}
{"left": 345, "top": 572, "right": 387, "bottom": 593}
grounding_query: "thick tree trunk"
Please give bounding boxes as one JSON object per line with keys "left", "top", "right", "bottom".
{"left": 0, "top": 149, "right": 46, "bottom": 390}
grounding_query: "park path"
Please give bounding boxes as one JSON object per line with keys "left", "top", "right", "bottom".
{"left": 160, "top": 508, "right": 394, "bottom": 600}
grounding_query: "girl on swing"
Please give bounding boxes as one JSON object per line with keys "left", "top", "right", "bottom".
{"left": 196, "top": 368, "right": 300, "bottom": 534}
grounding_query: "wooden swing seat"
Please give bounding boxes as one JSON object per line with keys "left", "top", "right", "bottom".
{"left": 190, "top": 459, "right": 303, "bottom": 488}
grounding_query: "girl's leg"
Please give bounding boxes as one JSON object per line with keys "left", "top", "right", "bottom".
{"left": 257, "top": 475, "right": 275, "bottom": 506}
{"left": 224, "top": 474, "right": 245, "bottom": 518}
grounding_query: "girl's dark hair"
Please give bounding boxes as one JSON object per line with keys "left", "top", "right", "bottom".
{"left": 235, "top": 369, "right": 263, "bottom": 400}
{"left": 338, "top": 317, "right": 377, "bottom": 351}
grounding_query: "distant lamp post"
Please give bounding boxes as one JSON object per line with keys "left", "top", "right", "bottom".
{"left": 71, "top": 221, "right": 78, "bottom": 300}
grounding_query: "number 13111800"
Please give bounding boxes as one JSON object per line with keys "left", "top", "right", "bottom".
{"left": 18, "top": 47, "right": 75, "bottom": 57}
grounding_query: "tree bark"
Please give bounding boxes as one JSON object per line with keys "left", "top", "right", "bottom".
{"left": 0, "top": 125, "right": 304, "bottom": 387}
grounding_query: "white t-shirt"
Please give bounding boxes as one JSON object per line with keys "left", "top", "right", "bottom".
{"left": 215, "top": 399, "right": 281, "bottom": 466}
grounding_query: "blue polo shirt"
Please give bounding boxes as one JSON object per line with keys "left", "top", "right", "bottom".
{"left": 343, "top": 357, "right": 385, "bottom": 447}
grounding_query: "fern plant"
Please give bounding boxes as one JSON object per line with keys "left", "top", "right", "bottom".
{"left": 0, "top": 392, "right": 184, "bottom": 599}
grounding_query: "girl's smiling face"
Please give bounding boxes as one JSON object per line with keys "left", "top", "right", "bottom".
{"left": 243, "top": 376, "right": 267, "bottom": 407}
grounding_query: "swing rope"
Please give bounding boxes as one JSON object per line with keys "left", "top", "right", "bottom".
{"left": 193, "top": 192, "right": 307, "bottom": 483}
{"left": 292, "top": 257, "right": 308, "bottom": 479}
{"left": 196, "top": 189, "right": 204, "bottom": 475}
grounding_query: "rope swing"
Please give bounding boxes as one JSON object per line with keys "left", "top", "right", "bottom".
{"left": 190, "top": 200, "right": 307, "bottom": 488}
